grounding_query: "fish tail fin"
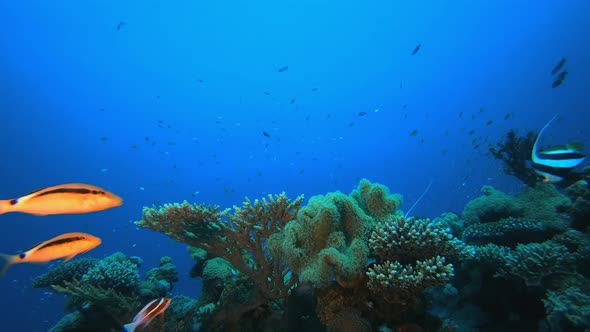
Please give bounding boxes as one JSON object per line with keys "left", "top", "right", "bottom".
{"left": 0, "top": 253, "right": 16, "bottom": 276}
{"left": 122, "top": 323, "right": 136, "bottom": 332}
{"left": 0, "top": 200, "right": 11, "bottom": 215}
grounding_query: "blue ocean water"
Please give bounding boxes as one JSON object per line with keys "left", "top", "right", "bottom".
{"left": 0, "top": 1, "right": 588, "bottom": 331}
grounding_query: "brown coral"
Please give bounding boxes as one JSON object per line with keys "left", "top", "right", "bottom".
{"left": 137, "top": 193, "right": 303, "bottom": 300}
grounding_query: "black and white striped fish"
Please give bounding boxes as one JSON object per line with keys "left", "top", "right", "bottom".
{"left": 531, "top": 115, "right": 586, "bottom": 183}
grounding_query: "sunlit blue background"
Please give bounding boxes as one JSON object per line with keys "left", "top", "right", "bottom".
{"left": 0, "top": 1, "right": 588, "bottom": 330}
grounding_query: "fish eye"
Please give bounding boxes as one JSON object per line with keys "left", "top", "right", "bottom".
{"left": 81, "top": 237, "right": 86, "bottom": 239}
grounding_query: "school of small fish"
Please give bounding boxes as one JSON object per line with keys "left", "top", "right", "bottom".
{"left": 0, "top": 183, "right": 170, "bottom": 329}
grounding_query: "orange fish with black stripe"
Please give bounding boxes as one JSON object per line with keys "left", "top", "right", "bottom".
{"left": 0, "top": 183, "right": 123, "bottom": 216}
{"left": 0, "top": 232, "right": 102, "bottom": 275}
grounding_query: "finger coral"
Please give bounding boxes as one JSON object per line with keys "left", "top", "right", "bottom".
{"left": 366, "top": 256, "right": 454, "bottom": 299}
{"left": 369, "top": 217, "right": 472, "bottom": 264}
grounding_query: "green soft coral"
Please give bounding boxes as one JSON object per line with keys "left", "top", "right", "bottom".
{"left": 268, "top": 179, "right": 396, "bottom": 288}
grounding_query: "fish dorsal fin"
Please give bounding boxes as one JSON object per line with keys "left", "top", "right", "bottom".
{"left": 532, "top": 114, "right": 559, "bottom": 162}
{"left": 24, "top": 242, "right": 44, "bottom": 253}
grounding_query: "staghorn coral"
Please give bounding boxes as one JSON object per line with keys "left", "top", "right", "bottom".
{"left": 137, "top": 193, "right": 303, "bottom": 300}
{"left": 369, "top": 217, "right": 472, "bottom": 265}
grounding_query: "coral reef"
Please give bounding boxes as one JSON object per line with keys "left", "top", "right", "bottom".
{"left": 36, "top": 252, "right": 178, "bottom": 331}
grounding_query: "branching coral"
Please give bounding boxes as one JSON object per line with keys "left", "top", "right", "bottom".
{"left": 137, "top": 201, "right": 230, "bottom": 246}
{"left": 496, "top": 241, "right": 578, "bottom": 287}
{"left": 367, "top": 256, "right": 454, "bottom": 300}
{"left": 364, "top": 216, "right": 469, "bottom": 313}
{"left": 52, "top": 279, "right": 141, "bottom": 316}
{"left": 137, "top": 193, "right": 303, "bottom": 300}
{"left": 81, "top": 252, "right": 140, "bottom": 291}
{"left": 369, "top": 217, "right": 472, "bottom": 264}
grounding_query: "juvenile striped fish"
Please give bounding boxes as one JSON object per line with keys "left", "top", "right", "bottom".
{"left": 0, "top": 183, "right": 123, "bottom": 216}
{"left": 124, "top": 298, "right": 172, "bottom": 332}
{"left": 0, "top": 232, "right": 101, "bottom": 275}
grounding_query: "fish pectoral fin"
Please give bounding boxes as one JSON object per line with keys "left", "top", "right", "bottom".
{"left": 62, "top": 254, "right": 78, "bottom": 263}
{"left": 159, "top": 312, "right": 166, "bottom": 323}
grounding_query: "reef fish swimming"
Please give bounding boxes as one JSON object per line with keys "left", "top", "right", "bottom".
{"left": 0, "top": 232, "right": 102, "bottom": 275}
{"left": 531, "top": 114, "right": 586, "bottom": 182}
{"left": 550, "top": 57, "right": 567, "bottom": 75}
{"left": 0, "top": 183, "right": 123, "bottom": 216}
{"left": 124, "top": 298, "right": 172, "bottom": 332}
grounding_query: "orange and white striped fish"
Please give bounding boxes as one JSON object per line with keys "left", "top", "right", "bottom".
{"left": 0, "top": 232, "right": 102, "bottom": 275}
{"left": 0, "top": 183, "right": 123, "bottom": 216}
{"left": 124, "top": 297, "right": 172, "bottom": 332}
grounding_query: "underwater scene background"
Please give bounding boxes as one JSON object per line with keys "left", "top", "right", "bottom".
{"left": 1, "top": 1, "right": 589, "bottom": 331}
